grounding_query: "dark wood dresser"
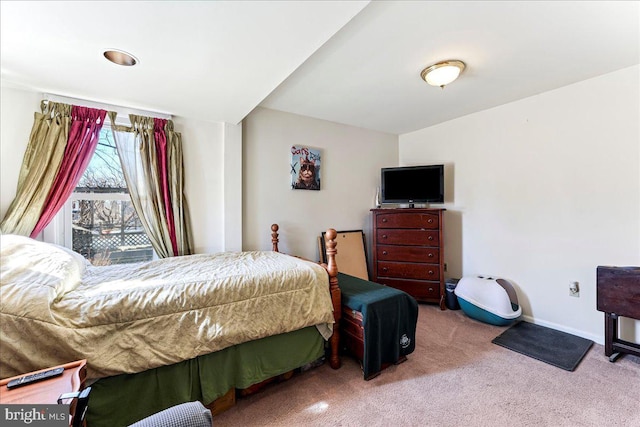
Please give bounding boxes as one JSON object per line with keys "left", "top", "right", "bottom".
{"left": 596, "top": 266, "right": 640, "bottom": 361}
{"left": 371, "top": 208, "right": 445, "bottom": 309}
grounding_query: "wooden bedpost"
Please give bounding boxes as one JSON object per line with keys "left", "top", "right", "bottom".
{"left": 271, "top": 224, "right": 279, "bottom": 252}
{"left": 324, "top": 228, "right": 342, "bottom": 369}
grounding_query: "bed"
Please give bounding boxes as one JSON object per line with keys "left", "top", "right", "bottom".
{"left": 0, "top": 225, "right": 342, "bottom": 425}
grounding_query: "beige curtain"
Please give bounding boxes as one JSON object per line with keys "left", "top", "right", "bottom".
{"left": 0, "top": 102, "right": 71, "bottom": 236}
{"left": 109, "top": 112, "right": 193, "bottom": 258}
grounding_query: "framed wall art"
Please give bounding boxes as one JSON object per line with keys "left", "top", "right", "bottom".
{"left": 291, "top": 145, "right": 321, "bottom": 191}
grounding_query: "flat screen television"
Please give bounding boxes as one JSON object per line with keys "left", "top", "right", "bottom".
{"left": 381, "top": 164, "right": 444, "bottom": 207}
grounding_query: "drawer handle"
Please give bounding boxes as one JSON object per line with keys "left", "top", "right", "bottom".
{"left": 428, "top": 236, "right": 434, "bottom": 241}
{"left": 427, "top": 218, "right": 434, "bottom": 224}
{"left": 382, "top": 267, "right": 388, "bottom": 272}
{"left": 382, "top": 218, "right": 388, "bottom": 223}
{"left": 382, "top": 234, "right": 387, "bottom": 239}
{"left": 428, "top": 253, "right": 434, "bottom": 258}
{"left": 428, "top": 287, "right": 434, "bottom": 292}
{"left": 428, "top": 270, "right": 434, "bottom": 275}
{"left": 382, "top": 251, "right": 388, "bottom": 255}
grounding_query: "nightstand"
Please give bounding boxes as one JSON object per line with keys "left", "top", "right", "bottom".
{"left": 0, "top": 360, "right": 88, "bottom": 426}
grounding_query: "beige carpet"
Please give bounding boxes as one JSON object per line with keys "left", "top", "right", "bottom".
{"left": 214, "top": 305, "right": 640, "bottom": 427}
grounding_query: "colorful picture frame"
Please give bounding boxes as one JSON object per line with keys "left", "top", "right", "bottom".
{"left": 291, "top": 145, "right": 321, "bottom": 190}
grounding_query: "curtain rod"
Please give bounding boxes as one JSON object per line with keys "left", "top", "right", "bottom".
{"left": 42, "top": 94, "right": 173, "bottom": 121}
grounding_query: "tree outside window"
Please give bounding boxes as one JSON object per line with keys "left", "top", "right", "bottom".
{"left": 72, "top": 127, "right": 153, "bottom": 265}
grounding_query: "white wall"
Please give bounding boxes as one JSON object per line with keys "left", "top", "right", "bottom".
{"left": 222, "top": 122, "right": 243, "bottom": 252}
{"left": 0, "top": 84, "right": 228, "bottom": 255}
{"left": 172, "top": 116, "right": 226, "bottom": 254}
{"left": 399, "top": 65, "right": 640, "bottom": 344}
{"left": 243, "top": 107, "right": 398, "bottom": 262}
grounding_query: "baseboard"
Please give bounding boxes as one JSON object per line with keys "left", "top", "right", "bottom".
{"left": 520, "top": 314, "right": 602, "bottom": 345}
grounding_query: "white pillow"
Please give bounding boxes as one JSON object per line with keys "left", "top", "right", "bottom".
{"left": 1, "top": 234, "right": 90, "bottom": 274}
{"left": 51, "top": 242, "right": 92, "bottom": 273}
{"left": 0, "top": 234, "right": 88, "bottom": 298}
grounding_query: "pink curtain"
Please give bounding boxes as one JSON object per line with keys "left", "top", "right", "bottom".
{"left": 30, "top": 106, "right": 107, "bottom": 237}
{"left": 153, "top": 118, "right": 178, "bottom": 255}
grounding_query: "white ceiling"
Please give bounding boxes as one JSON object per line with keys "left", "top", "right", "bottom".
{"left": 2, "top": 1, "right": 638, "bottom": 135}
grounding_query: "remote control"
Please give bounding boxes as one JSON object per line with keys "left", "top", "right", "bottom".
{"left": 6, "top": 367, "right": 64, "bottom": 389}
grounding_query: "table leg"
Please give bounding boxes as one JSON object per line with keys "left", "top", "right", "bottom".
{"left": 604, "top": 312, "right": 617, "bottom": 357}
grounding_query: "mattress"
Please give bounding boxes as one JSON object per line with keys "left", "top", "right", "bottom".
{"left": 0, "top": 234, "right": 334, "bottom": 379}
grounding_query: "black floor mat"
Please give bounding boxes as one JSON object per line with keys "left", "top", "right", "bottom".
{"left": 492, "top": 321, "right": 593, "bottom": 371}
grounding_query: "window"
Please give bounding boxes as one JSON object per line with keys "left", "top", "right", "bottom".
{"left": 66, "top": 127, "right": 154, "bottom": 265}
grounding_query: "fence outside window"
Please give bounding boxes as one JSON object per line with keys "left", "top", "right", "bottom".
{"left": 71, "top": 194, "right": 153, "bottom": 265}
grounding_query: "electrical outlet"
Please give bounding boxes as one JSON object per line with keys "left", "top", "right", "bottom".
{"left": 444, "top": 263, "right": 448, "bottom": 272}
{"left": 569, "top": 281, "right": 580, "bottom": 297}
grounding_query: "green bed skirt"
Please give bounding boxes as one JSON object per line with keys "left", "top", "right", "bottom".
{"left": 87, "top": 326, "right": 325, "bottom": 427}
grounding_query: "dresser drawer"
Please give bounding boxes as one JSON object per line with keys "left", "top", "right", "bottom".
{"left": 377, "top": 278, "right": 441, "bottom": 301}
{"left": 377, "top": 245, "right": 439, "bottom": 263}
{"left": 377, "top": 229, "right": 439, "bottom": 246}
{"left": 376, "top": 212, "right": 439, "bottom": 229}
{"left": 377, "top": 261, "right": 440, "bottom": 281}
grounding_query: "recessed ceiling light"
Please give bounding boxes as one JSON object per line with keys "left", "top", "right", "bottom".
{"left": 103, "top": 49, "right": 138, "bottom": 66}
{"left": 421, "top": 60, "right": 465, "bottom": 88}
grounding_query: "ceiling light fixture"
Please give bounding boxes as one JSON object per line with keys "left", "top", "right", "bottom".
{"left": 421, "top": 60, "right": 465, "bottom": 88}
{"left": 103, "top": 49, "right": 138, "bottom": 66}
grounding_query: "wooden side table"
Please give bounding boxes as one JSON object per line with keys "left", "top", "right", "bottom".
{"left": 596, "top": 266, "right": 640, "bottom": 362}
{"left": 0, "top": 360, "right": 87, "bottom": 426}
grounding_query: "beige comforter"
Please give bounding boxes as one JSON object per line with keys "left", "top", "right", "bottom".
{"left": 0, "top": 235, "right": 334, "bottom": 379}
